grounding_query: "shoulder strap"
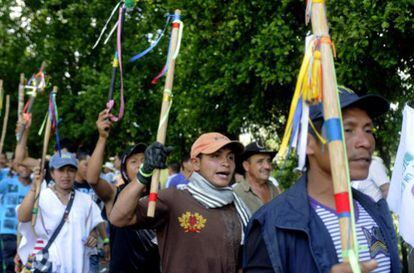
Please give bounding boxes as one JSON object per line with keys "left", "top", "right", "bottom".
{"left": 43, "top": 190, "right": 76, "bottom": 251}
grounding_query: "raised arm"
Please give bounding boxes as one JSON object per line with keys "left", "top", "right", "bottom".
{"left": 87, "top": 110, "right": 117, "bottom": 205}
{"left": 109, "top": 142, "right": 170, "bottom": 227}
{"left": 14, "top": 117, "right": 30, "bottom": 164}
{"left": 18, "top": 166, "right": 42, "bottom": 222}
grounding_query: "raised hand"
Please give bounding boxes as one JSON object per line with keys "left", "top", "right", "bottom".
{"left": 137, "top": 142, "right": 173, "bottom": 185}
{"left": 96, "top": 109, "right": 116, "bottom": 138}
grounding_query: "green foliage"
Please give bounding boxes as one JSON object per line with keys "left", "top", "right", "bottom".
{"left": 0, "top": 0, "right": 413, "bottom": 188}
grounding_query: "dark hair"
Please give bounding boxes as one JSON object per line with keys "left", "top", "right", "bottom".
{"left": 55, "top": 138, "right": 76, "bottom": 153}
{"left": 181, "top": 154, "right": 191, "bottom": 165}
{"left": 76, "top": 150, "right": 90, "bottom": 161}
{"left": 306, "top": 119, "right": 325, "bottom": 170}
{"left": 168, "top": 162, "right": 180, "bottom": 173}
{"left": 308, "top": 119, "right": 324, "bottom": 140}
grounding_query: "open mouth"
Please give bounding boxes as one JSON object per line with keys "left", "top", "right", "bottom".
{"left": 216, "top": 171, "right": 230, "bottom": 179}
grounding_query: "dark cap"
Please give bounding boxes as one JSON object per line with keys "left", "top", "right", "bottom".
{"left": 120, "top": 143, "right": 147, "bottom": 184}
{"left": 309, "top": 86, "right": 390, "bottom": 121}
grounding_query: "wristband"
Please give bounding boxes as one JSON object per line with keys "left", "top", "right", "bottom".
{"left": 136, "top": 166, "right": 153, "bottom": 185}
{"left": 103, "top": 238, "right": 110, "bottom": 245}
{"left": 139, "top": 165, "right": 153, "bottom": 178}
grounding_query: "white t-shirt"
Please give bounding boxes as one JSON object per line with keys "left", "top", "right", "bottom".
{"left": 352, "top": 157, "right": 389, "bottom": 202}
{"left": 18, "top": 188, "right": 103, "bottom": 272}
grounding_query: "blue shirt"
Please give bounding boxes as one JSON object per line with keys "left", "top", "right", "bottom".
{"left": 0, "top": 176, "right": 31, "bottom": 235}
{"left": 0, "top": 167, "right": 11, "bottom": 181}
{"left": 166, "top": 173, "right": 189, "bottom": 189}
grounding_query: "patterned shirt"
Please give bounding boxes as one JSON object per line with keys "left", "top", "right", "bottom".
{"left": 310, "top": 197, "right": 391, "bottom": 273}
{"left": 0, "top": 176, "right": 31, "bottom": 234}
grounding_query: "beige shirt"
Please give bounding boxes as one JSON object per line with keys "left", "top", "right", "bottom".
{"left": 234, "top": 178, "right": 280, "bottom": 214}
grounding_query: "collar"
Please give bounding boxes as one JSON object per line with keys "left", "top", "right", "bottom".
{"left": 240, "top": 177, "right": 273, "bottom": 192}
{"left": 240, "top": 177, "right": 251, "bottom": 192}
{"left": 269, "top": 174, "right": 385, "bottom": 230}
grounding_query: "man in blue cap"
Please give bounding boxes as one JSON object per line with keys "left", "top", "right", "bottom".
{"left": 243, "top": 87, "right": 401, "bottom": 273}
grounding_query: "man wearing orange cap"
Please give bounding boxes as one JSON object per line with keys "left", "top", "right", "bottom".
{"left": 109, "top": 132, "right": 250, "bottom": 273}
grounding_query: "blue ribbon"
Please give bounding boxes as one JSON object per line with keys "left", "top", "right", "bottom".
{"left": 324, "top": 118, "right": 343, "bottom": 143}
{"left": 337, "top": 212, "right": 351, "bottom": 219}
{"left": 290, "top": 99, "right": 303, "bottom": 146}
{"left": 129, "top": 14, "right": 180, "bottom": 63}
{"left": 49, "top": 92, "right": 61, "bottom": 156}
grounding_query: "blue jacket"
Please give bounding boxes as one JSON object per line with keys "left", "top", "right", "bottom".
{"left": 243, "top": 175, "right": 401, "bottom": 273}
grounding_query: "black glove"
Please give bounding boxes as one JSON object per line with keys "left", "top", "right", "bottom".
{"left": 137, "top": 142, "right": 173, "bottom": 185}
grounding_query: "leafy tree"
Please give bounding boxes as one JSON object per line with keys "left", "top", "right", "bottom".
{"left": 0, "top": 0, "right": 412, "bottom": 184}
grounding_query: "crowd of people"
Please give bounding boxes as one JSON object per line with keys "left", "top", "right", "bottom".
{"left": 0, "top": 88, "right": 411, "bottom": 272}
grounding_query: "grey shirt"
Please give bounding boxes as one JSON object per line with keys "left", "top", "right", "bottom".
{"left": 234, "top": 178, "right": 280, "bottom": 214}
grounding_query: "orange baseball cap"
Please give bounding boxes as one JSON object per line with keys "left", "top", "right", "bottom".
{"left": 191, "top": 132, "right": 244, "bottom": 159}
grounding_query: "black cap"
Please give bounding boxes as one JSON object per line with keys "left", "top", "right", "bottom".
{"left": 309, "top": 86, "right": 390, "bottom": 121}
{"left": 236, "top": 142, "right": 276, "bottom": 174}
{"left": 120, "top": 143, "right": 147, "bottom": 184}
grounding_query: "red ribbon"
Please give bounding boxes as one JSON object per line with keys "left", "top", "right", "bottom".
{"left": 334, "top": 192, "right": 350, "bottom": 214}
{"left": 149, "top": 193, "right": 158, "bottom": 202}
{"left": 172, "top": 22, "right": 180, "bottom": 29}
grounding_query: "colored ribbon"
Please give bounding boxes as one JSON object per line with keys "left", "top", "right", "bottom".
{"left": 49, "top": 91, "right": 61, "bottom": 155}
{"left": 92, "top": 1, "right": 122, "bottom": 49}
{"left": 151, "top": 14, "right": 184, "bottom": 84}
{"left": 129, "top": 15, "right": 173, "bottom": 63}
{"left": 105, "top": 4, "right": 126, "bottom": 121}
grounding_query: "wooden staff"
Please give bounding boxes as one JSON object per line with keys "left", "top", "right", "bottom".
{"left": 0, "top": 94, "right": 10, "bottom": 155}
{"left": 32, "top": 86, "right": 58, "bottom": 227}
{"left": 148, "top": 9, "right": 181, "bottom": 217}
{"left": 0, "top": 79, "right": 4, "bottom": 115}
{"left": 16, "top": 74, "right": 25, "bottom": 141}
{"left": 310, "top": 1, "right": 358, "bottom": 266}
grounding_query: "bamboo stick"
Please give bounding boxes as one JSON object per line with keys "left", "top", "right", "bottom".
{"left": 147, "top": 9, "right": 181, "bottom": 217}
{"left": 310, "top": 2, "right": 357, "bottom": 264}
{"left": 32, "top": 86, "right": 58, "bottom": 227}
{"left": 16, "top": 74, "right": 25, "bottom": 141}
{"left": 0, "top": 79, "right": 4, "bottom": 115}
{"left": 0, "top": 95, "right": 10, "bottom": 155}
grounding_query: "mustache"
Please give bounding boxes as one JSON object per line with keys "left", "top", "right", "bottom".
{"left": 348, "top": 154, "right": 372, "bottom": 162}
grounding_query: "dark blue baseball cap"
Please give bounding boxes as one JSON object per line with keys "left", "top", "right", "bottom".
{"left": 309, "top": 86, "right": 390, "bottom": 121}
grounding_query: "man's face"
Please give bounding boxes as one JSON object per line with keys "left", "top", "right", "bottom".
{"left": 309, "top": 107, "right": 375, "bottom": 180}
{"left": 0, "top": 154, "right": 7, "bottom": 167}
{"left": 192, "top": 147, "right": 235, "bottom": 187}
{"left": 243, "top": 154, "right": 272, "bottom": 184}
{"left": 343, "top": 108, "right": 375, "bottom": 180}
{"left": 17, "top": 164, "right": 32, "bottom": 179}
{"left": 51, "top": 166, "right": 77, "bottom": 190}
{"left": 114, "top": 156, "right": 121, "bottom": 170}
{"left": 77, "top": 156, "right": 90, "bottom": 181}
{"left": 182, "top": 161, "right": 193, "bottom": 179}
{"left": 126, "top": 153, "right": 145, "bottom": 181}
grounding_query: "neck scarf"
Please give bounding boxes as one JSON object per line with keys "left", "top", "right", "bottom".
{"left": 187, "top": 172, "right": 251, "bottom": 227}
